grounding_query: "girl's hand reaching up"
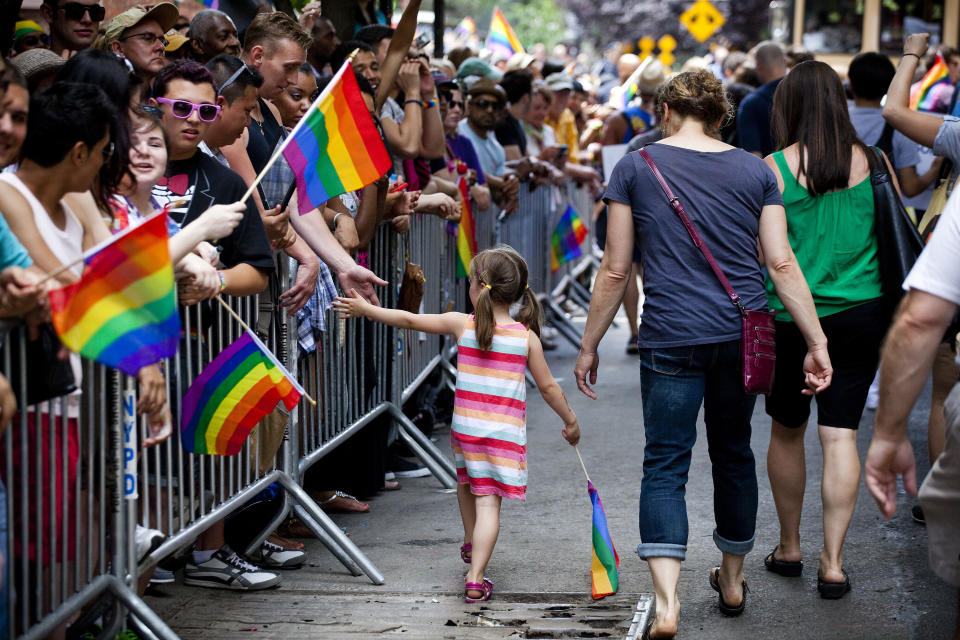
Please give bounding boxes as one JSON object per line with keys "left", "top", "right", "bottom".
{"left": 562, "top": 415, "right": 580, "bottom": 446}
{"left": 196, "top": 202, "right": 245, "bottom": 241}
{"left": 333, "top": 288, "right": 372, "bottom": 318}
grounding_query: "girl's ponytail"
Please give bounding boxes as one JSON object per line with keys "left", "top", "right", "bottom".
{"left": 474, "top": 282, "right": 496, "bottom": 351}
{"left": 515, "top": 285, "right": 542, "bottom": 338}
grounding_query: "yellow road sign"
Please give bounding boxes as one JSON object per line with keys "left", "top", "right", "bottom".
{"left": 679, "top": 0, "right": 726, "bottom": 43}
{"left": 637, "top": 36, "right": 656, "bottom": 60}
{"left": 657, "top": 34, "right": 676, "bottom": 68}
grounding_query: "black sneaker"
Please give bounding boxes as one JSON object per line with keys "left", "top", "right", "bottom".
{"left": 389, "top": 455, "right": 431, "bottom": 478}
{"left": 912, "top": 504, "right": 926, "bottom": 525}
{"left": 626, "top": 335, "right": 639, "bottom": 354}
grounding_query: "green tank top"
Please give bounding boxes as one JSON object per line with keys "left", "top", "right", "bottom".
{"left": 765, "top": 150, "right": 883, "bottom": 321}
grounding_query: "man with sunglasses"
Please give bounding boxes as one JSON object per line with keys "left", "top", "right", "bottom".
{"left": 457, "top": 78, "right": 519, "bottom": 213}
{"left": 12, "top": 21, "right": 50, "bottom": 55}
{"left": 40, "top": 0, "right": 104, "bottom": 56}
{"left": 97, "top": 3, "right": 178, "bottom": 86}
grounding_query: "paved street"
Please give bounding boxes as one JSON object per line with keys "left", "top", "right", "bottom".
{"left": 146, "top": 316, "right": 955, "bottom": 639}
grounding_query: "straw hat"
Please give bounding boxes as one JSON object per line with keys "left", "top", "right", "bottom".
{"left": 9, "top": 48, "right": 66, "bottom": 83}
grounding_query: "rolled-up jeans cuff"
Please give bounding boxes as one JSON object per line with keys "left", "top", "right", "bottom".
{"left": 713, "top": 529, "right": 754, "bottom": 555}
{"left": 637, "top": 542, "right": 686, "bottom": 561}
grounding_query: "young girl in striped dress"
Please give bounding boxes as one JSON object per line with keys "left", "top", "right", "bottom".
{"left": 334, "top": 246, "right": 580, "bottom": 602}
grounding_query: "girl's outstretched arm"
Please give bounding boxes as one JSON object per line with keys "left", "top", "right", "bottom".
{"left": 334, "top": 289, "right": 467, "bottom": 337}
{"left": 527, "top": 331, "right": 580, "bottom": 445}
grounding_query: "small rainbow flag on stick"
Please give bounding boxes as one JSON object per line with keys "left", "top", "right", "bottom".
{"left": 48, "top": 213, "right": 179, "bottom": 376}
{"left": 910, "top": 52, "right": 950, "bottom": 111}
{"left": 573, "top": 447, "right": 619, "bottom": 599}
{"left": 456, "top": 177, "right": 478, "bottom": 278}
{"left": 282, "top": 60, "right": 392, "bottom": 215}
{"left": 180, "top": 330, "right": 304, "bottom": 455}
{"left": 486, "top": 7, "right": 524, "bottom": 59}
{"left": 456, "top": 16, "right": 476, "bottom": 39}
{"left": 588, "top": 479, "right": 619, "bottom": 599}
{"left": 550, "top": 205, "right": 588, "bottom": 272}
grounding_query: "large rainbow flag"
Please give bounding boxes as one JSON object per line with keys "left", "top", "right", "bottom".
{"left": 282, "top": 60, "right": 392, "bottom": 215}
{"left": 486, "top": 7, "right": 524, "bottom": 59}
{"left": 456, "top": 177, "right": 477, "bottom": 278}
{"left": 180, "top": 330, "right": 304, "bottom": 456}
{"left": 910, "top": 52, "right": 950, "bottom": 111}
{"left": 550, "top": 205, "right": 588, "bottom": 272}
{"left": 588, "top": 480, "right": 619, "bottom": 599}
{"left": 48, "top": 213, "right": 179, "bottom": 376}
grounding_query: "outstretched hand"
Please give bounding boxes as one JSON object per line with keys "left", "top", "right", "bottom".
{"left": 337, "top": 264, "right": 387, "bottom": 307}
{"left": 333, "top": 288, "right": 371, "bottom": 318}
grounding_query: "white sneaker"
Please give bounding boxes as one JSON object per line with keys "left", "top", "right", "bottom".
{"left": 135, "top": 525, "right": 165, "bottom": 562}
{"left": 246, "top": 541, "right": 305, "bottom": 569}
{"left": 542, "top": 326, "right": 559, "bottom": 340}
{"left": 183, "top": 547, "right": 280, "bottom": 590}
{"left": 149, "top": 567, "right": 175, "bottom": 584}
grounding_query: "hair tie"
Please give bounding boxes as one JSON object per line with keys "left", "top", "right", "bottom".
{"left": 484, "top": 284, "right": 492, "bottom": 290}
{"left": 525, "top": 284, "right": 529, "bottom": 290}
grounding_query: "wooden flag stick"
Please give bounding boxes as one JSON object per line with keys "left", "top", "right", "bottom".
{"left": 35, "top": 256, "right": 85, "bottom": 288}
{"left": 213, "top": 295, "right": 317, "bottom": 406}
{"left": 574, "top": 445, "right": 591, "bottom": 483}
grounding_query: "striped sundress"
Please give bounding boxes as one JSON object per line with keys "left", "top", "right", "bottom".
{"left": 451, "top": 315, "right": 529, "bottom": 500}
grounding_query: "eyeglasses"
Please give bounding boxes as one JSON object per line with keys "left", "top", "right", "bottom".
{"left": 471, "top": 99, "right": 501, "bottom": 111}
{"left": 155, "top": 98, "right": 221, "bottom": 122}
{"left": 100, "top": 141, "right": 115, "bottom": 160}
{"left": 17, "top": 34, "right": 50, "bottom": 48}
{"left": 119, "top": 31, "right": 167, "bottom": 47}
{"left": 59, "top": 2, "right": 106, "bottom": 22}
{"left": 217, "top": 64, "right": 252, "bottom": 96}
{"left": 139, "top": 105, "right": 165, "bottom": 118}
{"left": 445, "top": 100, "right": 464, "bottom": 110}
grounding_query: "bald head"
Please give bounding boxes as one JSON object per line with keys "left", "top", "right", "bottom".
{"left": 617, "top": 53, "right": 641, "bottom": 82}
{"left": 753, "top": 41, "right": 786, "bottom": 83}
{"left": 188, "top": 10, "right": 241, "bottom": 63}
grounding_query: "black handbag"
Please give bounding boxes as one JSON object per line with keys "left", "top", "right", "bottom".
{"left": 868, "top": 146, "right": 925, "bottom": 318}
{"left": 6, "top": 323, "right": 77, "bottom": 407}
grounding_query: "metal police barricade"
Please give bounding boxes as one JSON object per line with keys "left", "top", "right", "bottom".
{"left": 1, "top": 331, "right": 178, "bottom": 640}
{"left": 289, "top": 221, "right": 456, "bottom": 586}
{"left": 499, "top": 182, "right": 582, "bottom": 350}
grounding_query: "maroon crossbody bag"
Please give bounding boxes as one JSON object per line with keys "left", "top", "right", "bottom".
{"left": 639, "top": 148, "right": 776, "bottom": 395}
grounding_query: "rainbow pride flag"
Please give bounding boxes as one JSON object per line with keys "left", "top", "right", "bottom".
{"left": 910, "top": 52, "right": 950, "bottom": 111}
{"left": 486, "top": 7, "right": 524, "bottom": 59}
{"left": 588, "top": 480, "right": 619, "bottom": 599}
{"left": 456, "top": 16, "right": 476, "bottom": 39}
{"left": 48, "top": 213, "right": 179, "bottom": 376}
{"left": 180, "top": 330, "right": 304, "bottom": 456}
{"left": 456, "top": 177, "right": 477, "bottom": 278}
{"left": 550, "top": 205, "right": 588, "bottom": 272}
{"left": 282, "top": 60, "right": 392, "bottom": 215}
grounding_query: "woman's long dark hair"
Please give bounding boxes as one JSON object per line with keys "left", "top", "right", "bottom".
{"left": 771, "top": 60, "right": 870, "bottom": 196}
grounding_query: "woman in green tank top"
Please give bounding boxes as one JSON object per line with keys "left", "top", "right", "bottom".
{"left": 762, "top": 61, "right": 896, "bottom": 600}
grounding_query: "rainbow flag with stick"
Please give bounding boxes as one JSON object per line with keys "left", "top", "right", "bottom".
{"left": 456, "top": 17, "right": 476, "bottom": 39}
{"left": 281, "top": 60, "right": 392, "bottom": 215}
{"left": 455, "top": 177, "right": 478, "bottom": 278}
{"left": 180, "top": 330, "right": 304, "bottom": 455}
{"left": 574, "top": 447, "right": 619, "bottom": 599}
{"left": 550, "top": 205, "right": 588, "bottom": 272}
{"left": 910, "top": 52, "right": 950, "bottom": 111}
{"left": 48, "top": 213, "right": 179, "bottom": 376}
{"left": 486, "top": 7, "right": 524, "bottom": 59}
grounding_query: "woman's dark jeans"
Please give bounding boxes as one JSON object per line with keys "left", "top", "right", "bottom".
{"left": 637, "top": 340, "right": 758, "bottom": 561}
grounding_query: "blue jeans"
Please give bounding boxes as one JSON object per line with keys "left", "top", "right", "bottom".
{"left": 637, "top": 340, "right": 758, "bottom": 561}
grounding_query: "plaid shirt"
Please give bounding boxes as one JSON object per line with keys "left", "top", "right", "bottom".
{"left": 296, "top": 259, "right": 338, "bottom": 354}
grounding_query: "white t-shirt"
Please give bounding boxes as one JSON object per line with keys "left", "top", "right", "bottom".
{"left": 904, "top": 183, "right": 960, "bottom": 307}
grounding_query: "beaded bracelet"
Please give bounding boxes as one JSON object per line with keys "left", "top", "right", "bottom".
{"left": 422, "top": 98, "right": 437, "bottom": 109}
{"left": 217, "top": 270, "right": 226, "bottom": 292}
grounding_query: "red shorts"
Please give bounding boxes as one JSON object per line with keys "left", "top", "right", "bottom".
{"left": 1, "top": 411, "right": 79, "bottom": 564}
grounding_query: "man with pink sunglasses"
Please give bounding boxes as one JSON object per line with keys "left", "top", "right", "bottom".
{"left": 149, "top": 59, "right": 274, "bottom": 304}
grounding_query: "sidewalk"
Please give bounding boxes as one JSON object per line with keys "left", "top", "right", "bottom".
{"left": 146, "top": 317, "right": 954, "bottom": 639}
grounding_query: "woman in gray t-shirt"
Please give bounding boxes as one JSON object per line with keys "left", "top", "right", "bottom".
{"left": 574, "top": 70, "right": 832, "bottom": 638}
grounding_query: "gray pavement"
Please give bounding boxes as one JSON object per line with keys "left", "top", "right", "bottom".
{"left": 146, "top": 316, "right": 956, "bottom": 639}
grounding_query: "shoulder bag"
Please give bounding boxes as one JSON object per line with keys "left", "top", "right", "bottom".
{"left": 639, "top": 148, "right": 776, "bottom": 395}
{"left": 867, "top": 146, "right": 926, "bottom": 318}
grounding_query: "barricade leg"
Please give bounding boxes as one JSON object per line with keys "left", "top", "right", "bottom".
{"left": 278, "top": 474, "right": 384, "bottom": 584}
{"left": 387, "top": 404, "right": 456, "bottom": 487}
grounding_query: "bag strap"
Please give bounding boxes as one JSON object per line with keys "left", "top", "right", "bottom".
{"left": 638, "top": 148, "right": 746, "bottom": 316}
